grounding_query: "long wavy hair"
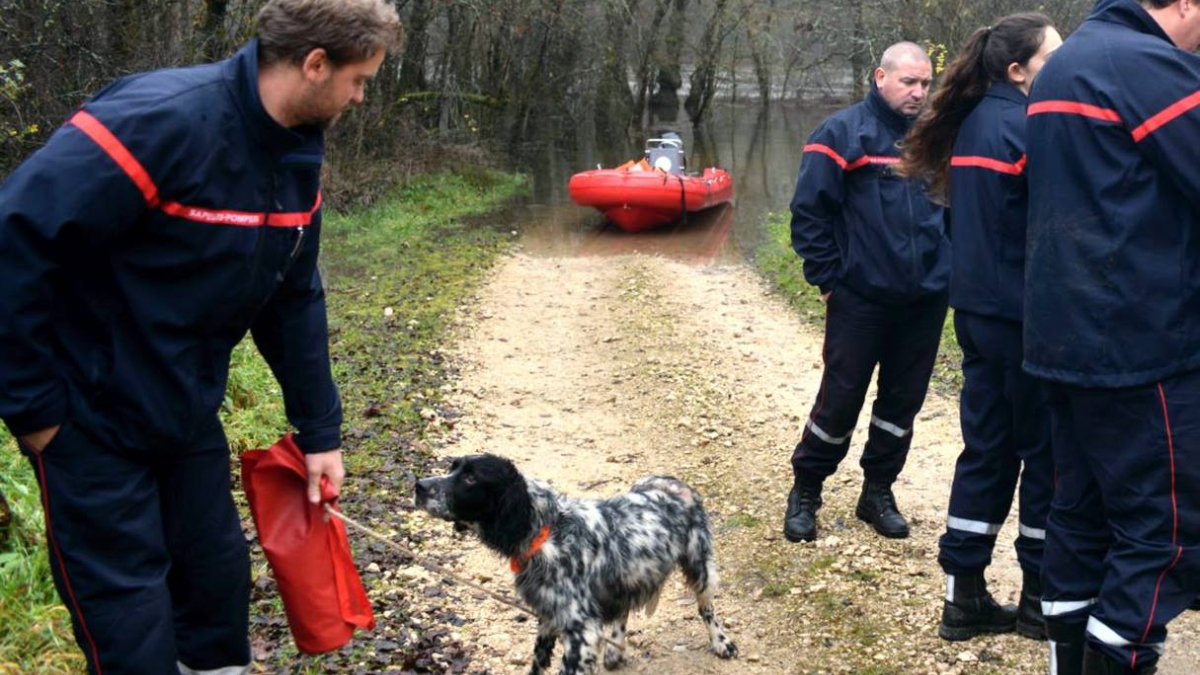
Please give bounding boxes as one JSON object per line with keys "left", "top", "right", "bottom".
{"left": 897, "top": 13, "right": 1054, "bottom": 202}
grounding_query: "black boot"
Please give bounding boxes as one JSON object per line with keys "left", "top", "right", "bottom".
{"left": 1046, "top": 619, "right": 1087, "bottom": 675}
{"left": 1083, "top": 644, "right": 1157, "bottom": 674}
{"left": 938, "top": 573, "right": 1018, "bottom": 641}
{"left": 1015, "top": 569, "right": 1047, "bottom": 640}
{"left": 855, "top": 479, "right": 909, "bottom": 538}
{"left": 783, "top": 481, "right": 822, "bottom": 543}
{"left": 1191, "top": 597, "right": 1200, "bottom": 611}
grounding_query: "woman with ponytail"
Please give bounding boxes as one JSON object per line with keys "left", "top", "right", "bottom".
{"left": 899, "top": 14, "right": 1062, "bottom": 643}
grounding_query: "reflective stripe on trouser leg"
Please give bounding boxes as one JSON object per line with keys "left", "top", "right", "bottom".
{"left": 1043, "top": 599, "right": 1097, "bottom": 617}
{"left": 805, "top": 418, "right": 852, "bottom": 446}
{"left": 1019, "top": 523, "right": 1047, "bottom": 540}
{"left": 870, "top": 415, "right": 910, "bottom": 438}
{"left": 1087, "top": 616, "right": 1164, "bottom": 655}
{"left": 947, "top": 516, "right": 1003, "bottom": 536}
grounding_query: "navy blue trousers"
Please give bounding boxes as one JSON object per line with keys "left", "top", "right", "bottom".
{"left": 792, "top": 286, "right": 948, "bottom": 486}
{"left": 17, "top": 418, "right": 251, "bottom": 675}
{"left": 1041, "top": 371, "right": 1200, "bottom": 670}
{"left": 938, "top": 312, "right": 1052, "bottom": 576}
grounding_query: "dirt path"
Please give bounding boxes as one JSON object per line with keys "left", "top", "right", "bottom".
{"left": 403, "top": 251, "right": 1199, "bottom": 675}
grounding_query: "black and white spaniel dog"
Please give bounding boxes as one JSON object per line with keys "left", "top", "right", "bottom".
{"left": 414, "top": 454, "right": 737, "bottom": 674}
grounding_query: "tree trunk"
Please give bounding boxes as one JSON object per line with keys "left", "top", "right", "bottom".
{"left": 656, "top": 0, "right": 687, "bottom": 96}
{"left": 851, "top": 0, "right": 868, "bottom": 100}
{"left": 684, "top": 0, "right": 733, "bottom": 124}
{"left": 633, "top": 0, "right": 674, "bottom": 117}
{"left": 201, "top": 0, "right": 229, "bottom": 63}
{"left": 398, "top": 0, "right": 432, "bottom": 93}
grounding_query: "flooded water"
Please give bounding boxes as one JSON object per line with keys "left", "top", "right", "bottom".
{"left": 501, "top": 100, "right": 842, "bottom": 265}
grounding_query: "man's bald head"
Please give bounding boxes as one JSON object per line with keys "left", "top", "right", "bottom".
{"left": 874, "top": 41, "right": 934, "bottom": 117}
{"left": 880, "top": 41, "right": 932, "bottom": 71}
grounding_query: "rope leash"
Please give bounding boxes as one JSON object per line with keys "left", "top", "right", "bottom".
{"left": 323, "top": 504, "right": 626, "bottom": 653}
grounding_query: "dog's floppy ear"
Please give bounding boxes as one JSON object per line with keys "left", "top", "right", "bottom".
{"left": 477, "top": 458, "right": 536, "bottom": 558}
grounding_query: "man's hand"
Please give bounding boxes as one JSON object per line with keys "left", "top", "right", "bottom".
{"left": 820, "top": 291, "right": 833, "bottom": 304}
{"left": 305, "top": 448, "right": 345, "bottom": 506}
{"left": 19, "top": 425, "right": 60, "bottom": 453}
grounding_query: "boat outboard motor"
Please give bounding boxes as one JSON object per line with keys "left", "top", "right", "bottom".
{"left": 646, "top": 132, "right": 686, "bottom": 174}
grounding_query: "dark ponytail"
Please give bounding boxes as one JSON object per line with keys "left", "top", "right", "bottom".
{"left": 897, "top": 12, "right": 1054, "bottom": 202}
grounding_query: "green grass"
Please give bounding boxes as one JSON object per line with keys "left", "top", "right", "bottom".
{"left": 723, "top": 513, "right": 763, "bottom": 529}
{"left": 0, "top": 169, "right": 528, "bottom": 672}
{"left": 753, "top": 212, "right": 963, "bottom": 392}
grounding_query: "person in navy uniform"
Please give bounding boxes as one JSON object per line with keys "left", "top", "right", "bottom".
{"left": 784, "top": 42, "right": 949, "bottom": 543}
{"left": 1024, "top": 0, "right": 1200, "bottom": 673}
{"left": 0, "top": 1, "right": 401, "bottom": 673}
{"left": 899, "top": 12, "right": 1063, "bottom": 644}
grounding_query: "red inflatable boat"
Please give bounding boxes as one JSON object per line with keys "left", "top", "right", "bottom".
{"left": 568, "top": 136, "right": 734, "bottom": 233}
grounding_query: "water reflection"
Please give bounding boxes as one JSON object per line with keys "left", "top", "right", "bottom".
{"left": 506, "top": 101, "right": 841, "bottom": 265}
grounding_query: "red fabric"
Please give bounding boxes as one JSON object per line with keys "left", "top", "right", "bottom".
{"left": 241, "top": 434, "right": 374, "bottom": 654}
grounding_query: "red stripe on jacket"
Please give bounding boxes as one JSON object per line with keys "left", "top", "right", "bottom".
{"left": 804, "top": 144, "right": 899, "bottom": 172}
{"left": 69, "top": 111, "right": 321, "bottom": 227}
{"left": 951, "top": 155, "right": 1028, "bottom": 176}
{"left": 1132, "top": 89, "right": 1200, "bottom": 142}
{"left": 1028, "top": 100, "right": 1124, "bottom": 124}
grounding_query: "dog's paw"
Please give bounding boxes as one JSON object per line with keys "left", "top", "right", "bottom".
{"left": 603, "top": 648, "right": 625, "bottom": 670}
{"left": 711, "top": 635, "right": 738, "bottom": 659}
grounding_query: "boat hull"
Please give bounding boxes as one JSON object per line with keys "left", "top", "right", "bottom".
{"left": 568, "top": 166, "right": 734, "bottom": 233}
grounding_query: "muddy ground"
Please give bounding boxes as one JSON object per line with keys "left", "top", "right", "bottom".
{"left": 391, "top": 250, "right": 1199, "bottom": 675}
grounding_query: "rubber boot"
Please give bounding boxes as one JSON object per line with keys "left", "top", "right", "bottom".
{"left": 1015, "top": 568, "right": 1047, "bottom": 640}
{"left": 783, "top": 481, "right": 822, "bottom": 543}
{"left": 938, "top": 573, "right": 1018, "bottom": 641}
{"left": 1047, "top": 619, "right": 1087, "bottom": 675}
{"left": 855, "top": 479, "right": 909, "bottom": 538}
{"left": 1082, "top": 644, "right": 1157, "bottom": 674}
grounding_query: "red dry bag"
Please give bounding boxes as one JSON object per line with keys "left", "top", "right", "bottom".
{"left": 241, "top": 434, "right": 375, "bottom": 654}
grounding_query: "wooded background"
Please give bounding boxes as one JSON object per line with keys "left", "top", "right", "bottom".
{"left": 0, "top": 0, "right": 1094, "bottom": 204}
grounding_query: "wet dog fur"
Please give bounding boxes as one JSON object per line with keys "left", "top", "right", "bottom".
{"left": 414, "top": 454, "right": 737, "bottom": 674}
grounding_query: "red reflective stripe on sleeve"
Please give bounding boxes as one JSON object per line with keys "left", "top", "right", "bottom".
{"left": 265, "top": 191, "right": 323, "bottom": 227}
{"left": 68, "top": 110, "right": 160, "bottom": 207}
{"left": 160, "top": 201, "right": 266, "bottom": 227}
{"left": 803, "top": 143, "right": 849, "bottom": 170}
{"left": 803, "top": 144, "right": 898, "bottom": 172}
{"left": 951, "top": 154, "right": 1027, "bottom": 176}
{"left": 847, "top": 156, "right": 899, "bottom": 171}
{"left": 1028, "top": 100, "right": 1123, "bottom": 124}
{"left": 1132, "top": 90, "right": 1200, "bottom": 143}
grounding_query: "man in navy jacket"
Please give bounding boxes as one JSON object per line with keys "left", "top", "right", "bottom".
{"left": 0, "top": 1, "right": 400, "bottom": 672}
{"left": 1025, "top": 0, "right": 1200, "bottom": 673}
{"left": 784, "top": 42, "right": 949, "bottom": 543}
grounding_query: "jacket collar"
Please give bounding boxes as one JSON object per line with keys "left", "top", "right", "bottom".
{"left": 864, "top": 81, "right": 913, "bottom": 135}
{"left": 985, "top": 81, "right": 1028, "bottom": 105}
{"left": 221, "top": 39, "right": 324, "bottom": 157}
{"left": 1089, "top": 0, "right": 1175, "bottom": 45}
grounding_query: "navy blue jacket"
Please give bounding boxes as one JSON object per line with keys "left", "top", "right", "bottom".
{"left": 1025, "top": 0, "right": 1200, "bottom": 387}
{"left": 0, "top": 41, "right": 343, "bottom": 452}
{"left": 949, "top": 83, "right": 1030, "bottom": 322}
{"left": 791, "top": 85, "right": 949, "bottom": 306}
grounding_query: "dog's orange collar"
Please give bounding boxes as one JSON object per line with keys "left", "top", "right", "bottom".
{"left": 510, "top": 525, "right": 551, "bottom": 574}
